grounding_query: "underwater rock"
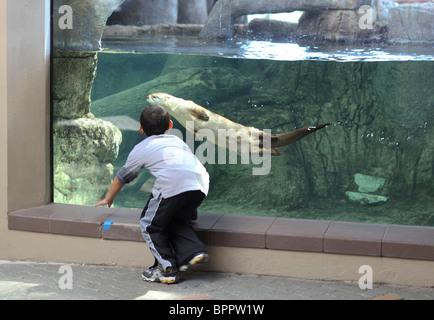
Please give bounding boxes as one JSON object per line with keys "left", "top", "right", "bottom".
{"left": 375, "top": 62, "right": 434, "bottom": 129}
{"left": 204, "top": 155, "right": 310, "bottom": 210}
{"left": 91, "top": 52, "right": 168, "bottom": 100}
{"left": 52, "top": 50, "right": 125, "bottom": 206}
{"left": 92, "top": 67, "right": 251, "bottom": 118}
{"left": 53, "top": 117, "right": 122, "bottom": 205}
{"left": 88, "top": 54, "right": 433, "bottom": 212}
{"left": 161, "top": 54, "right": 213, "bottom": 75}
{"left": 53, "top": 52, "right": 98, "bottom": 119}
{"left": 414, "top": 128, "right": 434, "bottom": 196}
{"left": 200, "top": 0, "right": 371, "bottom": 39}
{"left": 53, "top": 0, "right": 125, "bottom": 51}
{"left": 354, "top": 173, "right": 386, "bottom": 193}
{"left": 54, "top": 117, "right": 121, "bottom": 169}
{"left": 228, "top": 59, "right": 434, "bottom": 207}
{"left": 345, "top": 191, "right": 388, "bottom": 205}
{"left": 373, "top": 61, "right": 433, "bottom": 198}
{"left": 388, "top": 3, "right": 434, "bottom": 43}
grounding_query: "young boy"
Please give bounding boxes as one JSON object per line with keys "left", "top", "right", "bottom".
{"left": 95, "top": 105, "right": 210, "bottom": 284}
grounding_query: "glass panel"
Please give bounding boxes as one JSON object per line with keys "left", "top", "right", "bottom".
{"left": 53, "top": 0, "right": 434, "bottom": 226}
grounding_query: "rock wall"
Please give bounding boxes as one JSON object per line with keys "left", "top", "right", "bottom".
{"left": 53, "top": 1, "right": 124, "bottom": 205}
{"left": 53, "top": 51, "right": 122, "bottom": 205}
{"left": 91, "top": 54, "right": 433, "bottom": 211}
{"left": 178, "top": 0, "right": 208, "bottom": 24}
{"left": 53, "top": 52, "right": 97, "bottom": 119}
{"left": 108, "top": 0, "right": 210, "bottom": 25}
{"left": 54, "top": 0, "right": 125, "bottom": 51}
{"left": 53, "top": 117, "right": 122, "bottom": 205}
{"left": 102, "top": 0, "right": 433, "bottom": 43}
{"left": 388, "top": 3, "right": 434, "bottom": 43}
{"left": 200, "top": 0, "right": 371, "bottom": 39}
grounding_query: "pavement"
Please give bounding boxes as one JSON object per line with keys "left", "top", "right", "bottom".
{"left": 0, "top": 261, "right": 433, "bottom": 300}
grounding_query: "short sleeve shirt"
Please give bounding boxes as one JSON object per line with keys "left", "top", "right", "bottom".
{"left": 116, "top": 134, "right": 209, "bottom": 199}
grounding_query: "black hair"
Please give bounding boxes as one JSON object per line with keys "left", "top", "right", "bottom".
{"left": 140, "top": 105, "right": 170, "bottom": 136}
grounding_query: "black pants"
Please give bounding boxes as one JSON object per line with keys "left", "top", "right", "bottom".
{"left": 140, "top": 190, "right": 206, "bottom": 270}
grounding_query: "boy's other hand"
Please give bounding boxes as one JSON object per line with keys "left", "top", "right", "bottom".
{"left": 95, "top": 198, "right": 113, "bottom": 208}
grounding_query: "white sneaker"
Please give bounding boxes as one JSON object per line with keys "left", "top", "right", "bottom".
{"left": 142, "top": 264, "right": 179, "bottom": 284}
{"left": 179, "top": 252, "right": 209, "bottom": 272}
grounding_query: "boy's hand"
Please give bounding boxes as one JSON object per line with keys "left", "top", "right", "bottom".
{"left": 95, "top": 198, "right": 113, "bottom": 208}
{"left": 95, "top": 176, "right": 125, "bottom": 208}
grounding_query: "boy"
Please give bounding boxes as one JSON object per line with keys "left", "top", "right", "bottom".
{"left": 95, "top": 105, "right": 210, "bottom": 284}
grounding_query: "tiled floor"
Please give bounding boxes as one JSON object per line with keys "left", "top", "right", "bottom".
{"left": 0, "top": 261, "right": 433, "bottom": 300}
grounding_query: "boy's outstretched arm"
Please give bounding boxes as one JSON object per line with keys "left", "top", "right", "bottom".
{"left": 95, "top": 176, "right": 125, "bottom": 208}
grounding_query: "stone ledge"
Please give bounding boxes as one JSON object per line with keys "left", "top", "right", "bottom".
{"left": 7, "top": 203, "right": 434, "bottom": 261}
{"left": 324, "top": 221, "right": 387, "bottom": 257}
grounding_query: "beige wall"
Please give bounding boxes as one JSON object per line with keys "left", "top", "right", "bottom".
{"left": 1, "top": 0, "right": 7, "bottom": 229}
{"left": 0, "top": 0, "right": 433, "bottom": 288}
{"left": 6, "top": 0, "right": 51, "bottom": 212}
{"left": 0, "top": 0, "right": 52, "bottom": 260}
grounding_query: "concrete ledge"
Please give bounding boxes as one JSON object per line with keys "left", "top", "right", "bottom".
{"left": 383, "top": 225, "right": 434, "bottom": 261}
{"left": 101, "top": 208, "right": 144, "bottom": 242}
{"left": 324, "top": 221, "right": 387, "bottom": 257}
{"left": 210, "top": 215, "right": 275, "bottom": 249}
{"left": 267, "top": 218, "right": 330, "bottom": 252}
{"left": 7, "top": 203, "right": 434, "bottom": 262}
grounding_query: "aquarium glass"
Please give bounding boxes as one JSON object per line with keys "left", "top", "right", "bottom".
{"left": 53, "top": 1, "right": 434, "bottom": 227}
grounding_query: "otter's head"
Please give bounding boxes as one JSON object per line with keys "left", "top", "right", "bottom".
{"left": 147, "top": 93, "right": 172, "bottom": 105}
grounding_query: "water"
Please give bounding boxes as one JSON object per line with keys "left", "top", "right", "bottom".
{"left": 101, "top": 36, "right": 434, "bottom": 62}
{"left": 64, "top": 37, "right": 434, "bottom": 227}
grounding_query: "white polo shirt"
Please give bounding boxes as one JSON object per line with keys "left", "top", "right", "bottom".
{"left": 116, "top": 134, "right": 209, "bottom": 199}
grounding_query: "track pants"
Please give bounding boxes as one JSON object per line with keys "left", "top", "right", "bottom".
{"left": 140, "top": 190, "right": 206, "bottom": 271}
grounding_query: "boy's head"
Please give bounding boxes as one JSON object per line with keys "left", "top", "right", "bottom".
{"left": 140, "top": 105, "right": 173, "bottom": 136}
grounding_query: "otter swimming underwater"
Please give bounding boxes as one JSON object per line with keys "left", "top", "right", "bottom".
{"left": 147, "top": 93, "right": 330, "bottom": 156}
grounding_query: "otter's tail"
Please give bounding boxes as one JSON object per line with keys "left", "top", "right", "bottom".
{"left": 271, "top": 123, "right": 331, "bottom": 148}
